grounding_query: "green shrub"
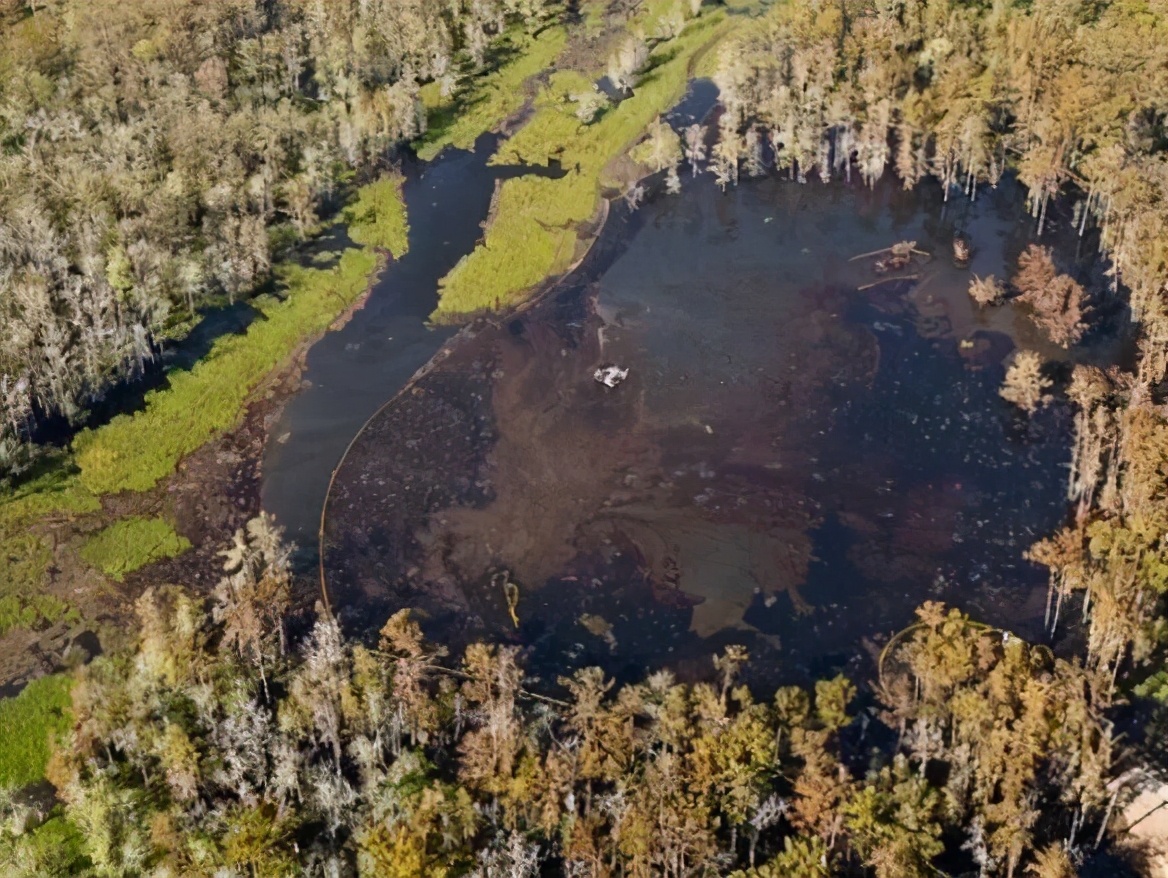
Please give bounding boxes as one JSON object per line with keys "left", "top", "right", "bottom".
{"left": 345, "top": 174, "right": 410, "bottom": 257}
{"left": 0, "top": 815, "right": 89, "bottom": 874}
{"left": 79, "top": 517, "right": 191, "bottom": 581}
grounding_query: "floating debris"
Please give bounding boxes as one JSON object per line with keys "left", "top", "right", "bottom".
{"left": 579, "top": 613, "right": 618, "bottom": 651}
{"left": 594, "top": 364, "right": 629, "bottom": 387}
{"left": 851, "top": 240, "right": 930, "bottom": 274}
{"left": 953, "top": 236, "right": 971, "bottom": 266}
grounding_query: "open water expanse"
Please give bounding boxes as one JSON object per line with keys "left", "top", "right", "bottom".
{"left": 264, "top": 84, "right": 1120, "bottom": 687}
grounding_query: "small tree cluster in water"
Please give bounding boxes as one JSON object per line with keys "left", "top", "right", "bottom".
{"left": 0, "top": 520, "right": 1120, "bottom": 878}
{"left": 694, "top": 2, "right": 1168, "bottom": 810}
{"left": 705, "top": 0, "right": 1167, "bottom": 378}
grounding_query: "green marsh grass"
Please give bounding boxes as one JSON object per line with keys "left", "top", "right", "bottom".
{"left": 79, "top": 517, "right": 192, "bottom": 582}
{"left": 0, "top": 674, "right": 72, "bottom": 789}
{"left": 432, "top": 13, "right": 728, "bottom": 321}
{"left": 0, "top": 463, "right": 97, "bottom": 636}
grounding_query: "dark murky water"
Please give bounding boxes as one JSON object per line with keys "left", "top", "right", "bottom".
{"left": 257, "top": 78, "right": 1128, "bottom": 688}
{"left": 314, "top": 156, "right": 1096, "bottom": 688}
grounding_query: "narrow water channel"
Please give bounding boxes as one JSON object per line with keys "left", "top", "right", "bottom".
{"left": 261, "top": 135, "right": 562, "bottom": 554}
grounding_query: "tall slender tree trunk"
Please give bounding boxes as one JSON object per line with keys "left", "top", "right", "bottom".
{"left": 258, "top": 654, "right": 270, "bottom": 703}
{"left": 1069, "top": 807, "right": 1083, "bottom": 845}
{"left": 1051, "top": 579, "right": 1060, "bottom": 635}
{"left": 1096, "top": 786, "right": 1122, "bottom": 849}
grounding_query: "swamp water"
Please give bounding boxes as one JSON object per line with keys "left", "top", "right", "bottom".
{"left": 261, "top": 134, "right": 563, "bottom": 549}
{"left": 309, "top": 166, "right": 1086, "bottom": 688}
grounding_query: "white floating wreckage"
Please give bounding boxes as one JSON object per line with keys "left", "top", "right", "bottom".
{"left": 594, "top": 363, "right": 629, "bottom": 388}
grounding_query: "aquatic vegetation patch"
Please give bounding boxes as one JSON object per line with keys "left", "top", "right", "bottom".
{"left": 415, "top": 26, "right": 568, "bottom": 162}
{"left": 0, "top": 464, "right": 96, "bottom": 636}
{"left": 0, "top": 460, "right": 100, "bottom": 526}
{"left": 432, "top": 14, "right": 727, "bottom": 321}
{"left": 79, "top": 517, "right": 192, "bottom": 582}
{"left": 343, "top": 174, "right": 411, "bottom": 258}
{"left": 0, "top": 531, "right": 77, "bottom": 638}
{"left": 0, "top": 674, "right": 73, "bottom": 789}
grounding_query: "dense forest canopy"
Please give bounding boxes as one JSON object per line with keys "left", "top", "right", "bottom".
{"left": 0, "top": 0, "right": 553, "bottom": 474}
{"left": 0, "top": 528, "right": 1122, "bottom": 877}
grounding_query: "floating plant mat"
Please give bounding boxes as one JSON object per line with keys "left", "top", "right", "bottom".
{"left": 322, "top": 172, "right": 1073, "bottom": 686}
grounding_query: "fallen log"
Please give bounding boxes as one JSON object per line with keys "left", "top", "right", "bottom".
{"left": 851, "top": 243, "right": 931, "bottom": 262}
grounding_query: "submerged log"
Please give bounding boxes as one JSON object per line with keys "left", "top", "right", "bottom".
{"left": 858, "top": 274, "right": 920, "bottom": 291}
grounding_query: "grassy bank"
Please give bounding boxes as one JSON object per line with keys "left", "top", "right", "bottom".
{"left": 431, "top": 13, "right": 728, "bottom": 321}
{"left": 0, "top": 173, "right": 407, "bottom": 638}
{"left": 343, "top": 173, "right": 411, "bottom": 255}
{"left": 0, "top": 674, "right": 73, "bottom": 789}
{"left": 414, "top": 26, "right": 568, "bottom": 161}
{"left": 72, "top": 175, "right": 408, "bottom": 497}
{"left": 72, "top": 248, "right": 381, "bottom": 496}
